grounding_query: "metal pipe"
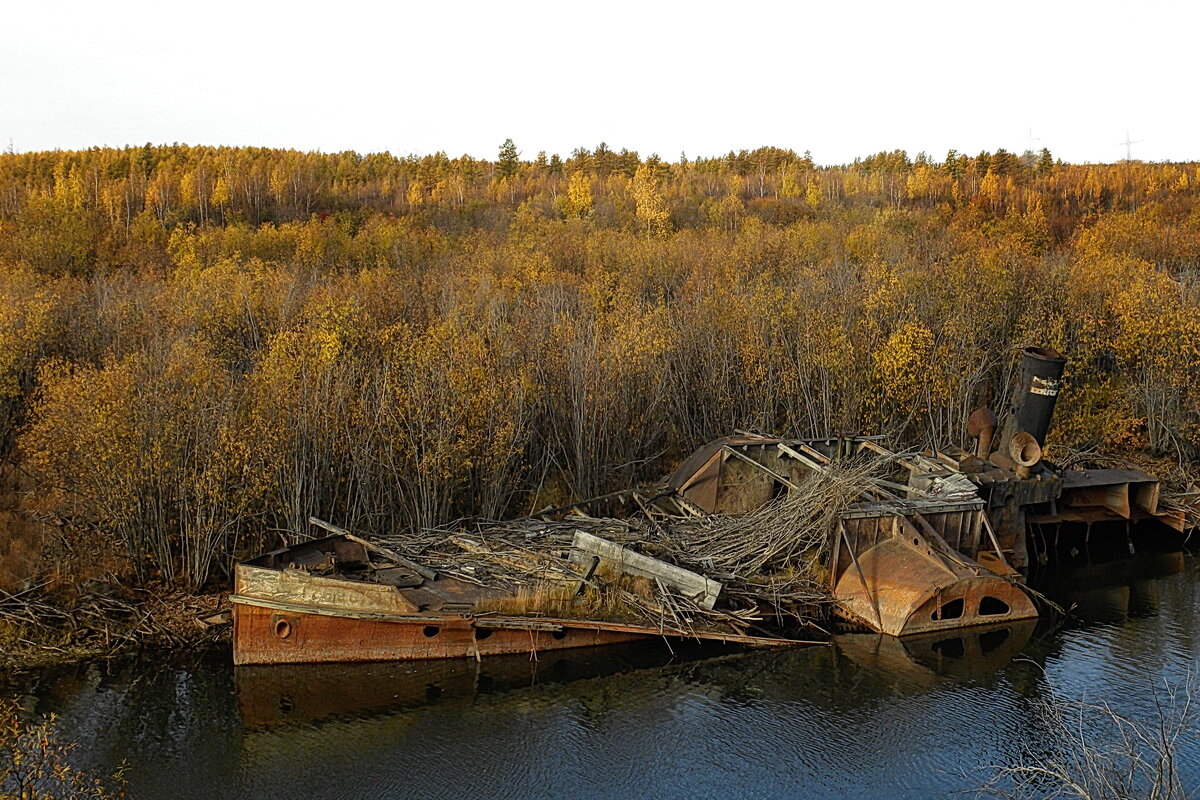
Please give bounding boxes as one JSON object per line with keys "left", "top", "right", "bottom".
{"left": 967, "top": 407, "right": 998, "bottom": 458}
{"left": 1009, "top": 431, "right": 1042, "bottom": 479}
{"left": 977, "top": 424, "right": 994, "bottom": 459}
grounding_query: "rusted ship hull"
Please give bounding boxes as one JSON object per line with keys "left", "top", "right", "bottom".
{"left": 230, "top": 534, "right": 810, "bottom": 665}
{"left": 232, "top": 602, "right": 648, "bottom": 666}
{"left": 230, "top": 541, "right": 654, "bottom": 665}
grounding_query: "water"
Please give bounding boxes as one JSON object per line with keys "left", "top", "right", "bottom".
{"left": 5, "top": 552, "right": 1199, "bottom": 800}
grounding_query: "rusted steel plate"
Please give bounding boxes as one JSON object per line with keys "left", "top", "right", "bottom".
{"left": 232, "top": 603, "right": 647, "bottom": 665}
{"left": 832, "top": 536, "right": 1037, "bottom": 637}
{"left": 232, "top": 596, "right": 824, "bottom": 665}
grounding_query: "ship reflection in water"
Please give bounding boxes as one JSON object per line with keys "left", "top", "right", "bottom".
{"left": 235, "top": 641, "right": 730, "bottom": 729}
{"left": 236, "top": 621, "right": 1045, "bottom": 730}
{"left": 1036, "top": 550, "right": 1187, "bottom": 624}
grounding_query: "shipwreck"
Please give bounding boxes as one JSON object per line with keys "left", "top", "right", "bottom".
{"left": 231, "top": 346, "right": 1194, "bottom": 665}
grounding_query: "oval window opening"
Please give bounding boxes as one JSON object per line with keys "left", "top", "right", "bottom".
{"left": 979, "top": 596, "right": 1010, "bottom": 616}
{"left": 422, "top": 625, "right": 440, "bottom": 638}
{"left": 274, "top": 619, "right": 292, "bottom": 639}
{"left": 551, "top": 630, "right": 567, "bottom": 640}
{"left": 931, "top": 598, "right": 964, "bottom": 621}
{"left": 475, "top": 628, "right": 493, "bottom": 640}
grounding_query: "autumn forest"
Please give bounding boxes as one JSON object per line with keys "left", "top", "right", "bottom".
{"left": 1, "top": 141, "right": 1198, "bottom": 590}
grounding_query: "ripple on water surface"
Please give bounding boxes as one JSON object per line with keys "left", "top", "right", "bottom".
{"left": 5, "top": 555, "right": 1199, "bottom": 800}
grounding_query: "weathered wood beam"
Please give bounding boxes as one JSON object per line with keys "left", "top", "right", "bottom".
{"left": 570, "top": 530, "right": 722, "bottom": 610}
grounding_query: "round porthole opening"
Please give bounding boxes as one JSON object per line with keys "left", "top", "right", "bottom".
{"left": 274, "top": 619, "right": 292, "bottom": 639}
{"left": 423, "top": 625, "right": 440, "bottom": 638}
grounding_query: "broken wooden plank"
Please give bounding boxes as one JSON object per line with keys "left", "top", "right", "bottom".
{"left": 474, "top": 617, "right": 565, "bottom": 632}
{"left": 668, "top": 492, "right": 708, "bottom": 518}
{"left": 776, "top": 442, "right": 829, "bottom": 472}
{"left": 569, "top": 530, "right": 722, "bottom": 610}
{"left": 979, "top": 511, "right": 1011, "bottom": 570}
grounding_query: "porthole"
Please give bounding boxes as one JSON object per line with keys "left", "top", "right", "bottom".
{"left": 979, "top": 596, "right": 1010, "bottom": 616}
{"left": 422, "top": 625, "right": 440, "bottom": 638}
{"left": 475, "top": 628, "right": 493, "bottom": 640}
{"left": 551, "top": 629, "right": 567, "bottom": 640}
{"left": 273, "top": 618, "right": 292, "bottom": 639}
{"left": 931, "top": 598, "right": 964, "bottom": 621}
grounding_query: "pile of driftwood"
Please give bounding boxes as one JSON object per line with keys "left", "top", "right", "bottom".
{"left": 1168, "top": 482, "right": 1200, "bottom": 532}
{"left": 377, "top": 460, "right": 883, "bottom": 638}
{"left": 0, "top": 582, "right": 226, "bottom": 666}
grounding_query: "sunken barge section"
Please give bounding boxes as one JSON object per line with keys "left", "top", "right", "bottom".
{"left": 232, "top": 525, "right": 797, "bottom": 666}
{"left": 234, "top": 537, "right": 649, "bottom": 666}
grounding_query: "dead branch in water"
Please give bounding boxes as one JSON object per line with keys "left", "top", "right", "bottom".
{"left": 977, "top": 676, "right": 1197, "bottom": 800}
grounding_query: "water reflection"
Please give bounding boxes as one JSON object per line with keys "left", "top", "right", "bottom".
{"left": 1036, "top": 550, "right": 1186, "bottom": 624}
{"left": 233, "top": 618, "right": 1043, "bottom": 733}
{"left": 235, "top": 641, "right": 728, "bottom": 729}
{"left": 3, "top": 553, "right": 1197, "bottom": 800}
{"left": 835, "top": 619, "right": 1037, "bottom": 687}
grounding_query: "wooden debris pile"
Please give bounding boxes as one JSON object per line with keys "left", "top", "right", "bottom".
{"left": 1165, "top": 482, "right": 1200, "bottom": 533}
{"left": 0, "top": 582, "right": 227, "bottom": 666}
{"left": 375, "top": 458, "right": 885, "bottom": 639}
{"left": 645, "top": 461, "right": 881, "bottom": 615}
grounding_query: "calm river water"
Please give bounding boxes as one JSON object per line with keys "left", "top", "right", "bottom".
{"left": 4, "top": 552, "right": 1199, "bottom": 800}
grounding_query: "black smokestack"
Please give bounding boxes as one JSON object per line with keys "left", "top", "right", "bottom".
{"left": 1003, "top": 346, "right": 1066, "bottom": 448}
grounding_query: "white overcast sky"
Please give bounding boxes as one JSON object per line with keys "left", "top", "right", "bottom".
{"left": 1, "top": 0, "right": 1195, "bottom": 165}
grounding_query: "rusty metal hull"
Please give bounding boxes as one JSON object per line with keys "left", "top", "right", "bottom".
{"left": 832, "top": 535, "right": 1038, "bottom": 637}
{"left": 231, "top": 537, "right": 823, "bottom": 665}
{"left": 232, "top": 602, "right": 648, "bottom": 665}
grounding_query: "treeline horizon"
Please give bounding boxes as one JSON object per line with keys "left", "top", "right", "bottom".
{"left": 4, "top": 138, "right": 1180, "bottom": 172}
{"left": 0, "top": 142, "right": 1197, "bottom": 589}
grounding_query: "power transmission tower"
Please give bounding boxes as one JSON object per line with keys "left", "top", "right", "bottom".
{"left": 1118, "top": 131, "right": 1140, "bottom": 162}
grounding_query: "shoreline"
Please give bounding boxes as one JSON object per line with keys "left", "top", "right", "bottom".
{"left": 0, "top": 588, "right": 230, "bottom": 672}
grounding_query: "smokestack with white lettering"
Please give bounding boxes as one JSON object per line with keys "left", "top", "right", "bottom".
{"left": 1001, "top": 346, "right": 1067, "bottom": 450}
